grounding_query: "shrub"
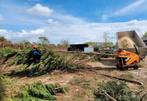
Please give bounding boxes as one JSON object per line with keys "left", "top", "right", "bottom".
{"left": 94, "top": 81, "right": 141, "bottom": 101}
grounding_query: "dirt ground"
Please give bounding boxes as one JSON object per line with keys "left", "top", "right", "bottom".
{"left": 4, "top": 57, "right": 147, "bottom": 101}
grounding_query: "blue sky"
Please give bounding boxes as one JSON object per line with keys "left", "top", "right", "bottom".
{"left": 0, "top": 0, "right": 147, "bottom": 43}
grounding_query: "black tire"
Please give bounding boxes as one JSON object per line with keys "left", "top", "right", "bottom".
{"left": 116, "top": 64, "right": 124, "bottom": 70}
{"left": 133, "top": 65, "right": 139, "bottom": 70}
{"left": 116, "top": 64, "right": 120, "bottom": 69}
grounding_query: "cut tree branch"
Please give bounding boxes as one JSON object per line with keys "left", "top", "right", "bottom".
{"left": 101, "top": 90, "right": 117, "bottom": 101}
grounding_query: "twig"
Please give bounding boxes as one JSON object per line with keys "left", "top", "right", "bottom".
{"left": 101, "top": 90, "right": 117, "bottom": 101}
{"left": 140, "top": 93, "right": 147, "bottom": 101}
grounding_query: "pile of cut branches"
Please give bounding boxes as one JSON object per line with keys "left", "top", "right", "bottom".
{"left": 94, "top": 81, "right": 146, "bottom": 101}
{"left": 10, "top": 82, "right": 67, "bottom": 101}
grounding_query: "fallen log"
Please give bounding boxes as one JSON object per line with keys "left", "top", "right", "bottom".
{"left": 77, "top": 65, "right": 143, "bottom": 86}
{"left": 101, "top": 74, "right": 143, "bottom": 86}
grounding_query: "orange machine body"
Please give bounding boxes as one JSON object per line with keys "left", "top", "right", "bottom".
{"left": 116, "top": 49, "right": 140, "bottom": 69}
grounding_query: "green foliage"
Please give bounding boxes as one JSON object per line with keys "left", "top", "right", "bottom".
{"left": 0, "top": 75, "right": 12, "bottom": 84}
{"left": 0, "top": 76, "right": 5, "bottom": 101}
{"left": 102, "top": 32, "right": 114, "bottom": 48}
{"left": 0, "top": 36, "right": 7, "bottom": 41}
{"left": 84, "top": 42, "right": 98, "bottom": 47}
{"left": 14, "top": 49, "right": 30, "bottom": 65}
{"left": 94, "top": 81, "right": 140, "bottom": 101}
{"left": 0, "top": 47, "right": 80, "bottom": 76}
{"left": 11, "top": 82, "right": 67, "bottom": 101}
{"left": 3, "top": 48, "right": 30, "bottom": 66}
{"left": 0, "top": 48, "right": 17, "bottom": 58}
{"left": 39, "top": 50, "right": 79, "bottom": 73}
{"left": 19, "top": 40, "right": 32, "bottom": 49}
{"left": 143, "top": 32, "right": 147, "bottom": 38}
{"left": 33, "top": 51, "right": 79, "bottom": 76}
{"left": 0, "top": 75, "right": 12, "bottom": 101}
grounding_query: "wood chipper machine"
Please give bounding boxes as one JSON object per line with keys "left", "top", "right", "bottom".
{"left": 115, "top": 46, "right": 140, "bottom": 70}
{"left": 115, "top": 31, "right": 147, "bottom": 70}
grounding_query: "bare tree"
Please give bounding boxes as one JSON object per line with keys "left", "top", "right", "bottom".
{"left": 60, "top": 40, "right": 69, "bottom": 48}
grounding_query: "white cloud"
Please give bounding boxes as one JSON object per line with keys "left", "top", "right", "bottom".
{"left": 1, "top": 3, "right": 147, "bottom": 44}
{"left": 0, "top": 29, "right": 7, "bottom": 33}
{"left": 27, "top": 3, "right": 53, "bottom": 16}
{"left": 0, "top": 28, "right": 45, "bottom": 42}
{"left": 102, "top": 0, "right": 147, "bottom": 20}
{"left": 1, "top": 20, "right": 147, "bottom": 44}
{"left": 54, "top": 14, "right": 85, "bottom": 24}
{"left": 113, "top": 0, "right": 146, "bottom": 17}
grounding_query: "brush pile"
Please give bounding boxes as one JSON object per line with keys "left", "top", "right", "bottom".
{"left": 94, "top": 81, "right": 147, "bottom": 101}
{"left": 10, "top": 82, "right": 67, "bottom": 101}
{"left": 0, "top": 47, "right": 81, "bottom": 76}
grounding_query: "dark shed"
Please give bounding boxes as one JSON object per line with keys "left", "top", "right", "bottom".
{"left": 68, "top": 44, "right": 88, "bottom": 51}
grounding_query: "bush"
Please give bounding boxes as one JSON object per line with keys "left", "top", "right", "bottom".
{"left": 94, "top": 81, "right": 141, "bottom": 101}
{"left": 11, "top": 82, "right": 67, "bottom": 101}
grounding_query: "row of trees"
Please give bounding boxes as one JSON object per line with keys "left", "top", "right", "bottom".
{"left": 142, "top": 32, "right": 147, "bottom": 38}
{"left": 0, "top": 36, "right": 70, "bottom": 48}
{"left": 0, "top": 32, "right": 118, "bottom": 49}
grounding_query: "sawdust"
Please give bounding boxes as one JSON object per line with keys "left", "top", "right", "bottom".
{"left": 118, "top": 36, "right": 135, "bottom": 48}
